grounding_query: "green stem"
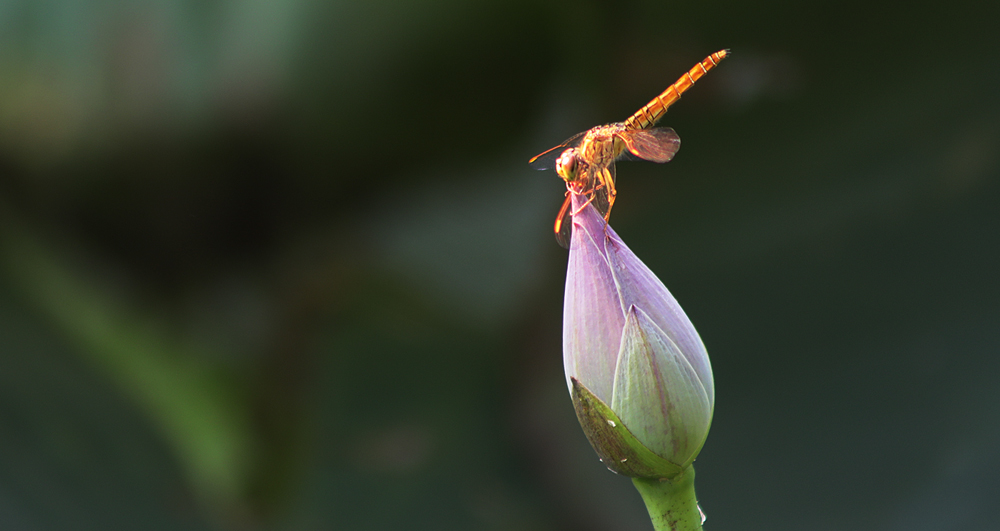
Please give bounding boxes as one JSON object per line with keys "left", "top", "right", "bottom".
{"left": 631, "top": 465, "right": 703, "bottom": 531}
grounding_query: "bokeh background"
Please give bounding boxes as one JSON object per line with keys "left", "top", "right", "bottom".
{"left": 2, "top": 0, "right": 999, "bottom": 529}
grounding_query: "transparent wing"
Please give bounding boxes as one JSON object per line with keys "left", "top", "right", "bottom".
{"left": 617, "top": 127, "right": 680, "bottom": 163}
{"left": 529, "top": 130, "right": 587, "bottom": 170}
{"left": 554, "top": 193, "right": 573, "bottom": 248}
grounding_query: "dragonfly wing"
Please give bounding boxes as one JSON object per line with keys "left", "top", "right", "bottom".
{"left": 529, "top": 130, "right": 587, "bottom": 170}
{"left": 554, "top": 193, "right": 573, "bottom": 248}
{"left": 618, "top": 127, "right": 681, "bottom": 163}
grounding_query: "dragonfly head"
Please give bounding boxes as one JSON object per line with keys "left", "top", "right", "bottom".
{"left": 555, "top": 148, "right": 580, "bottom": 184}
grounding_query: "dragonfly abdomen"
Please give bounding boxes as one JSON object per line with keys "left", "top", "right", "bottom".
{"left": 624, "top": 49, "right": 729, "bottom": 130}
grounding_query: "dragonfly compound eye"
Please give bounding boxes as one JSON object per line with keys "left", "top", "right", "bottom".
{"left": 556, "top": 149, "right": 579, "bottom": 182}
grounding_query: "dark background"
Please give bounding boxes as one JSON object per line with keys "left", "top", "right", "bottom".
{"left": 1, "top": 0, "right": 999, "bottom": 529}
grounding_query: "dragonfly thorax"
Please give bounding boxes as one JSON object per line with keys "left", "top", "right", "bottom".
{"left": 578, "top": 124, "right": 629, "bottom": 168}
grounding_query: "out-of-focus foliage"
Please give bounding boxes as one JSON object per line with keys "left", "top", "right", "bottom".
{"left": 1, "top": 0, "right": 999, "bottom": 529}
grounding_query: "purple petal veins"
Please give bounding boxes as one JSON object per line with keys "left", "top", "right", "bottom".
{"left": 562, "top": 202, "right": 624, "bottom": 402}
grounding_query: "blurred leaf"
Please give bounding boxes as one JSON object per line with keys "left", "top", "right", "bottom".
{"left": 0, "top": 269, "right": 215, "bottom": 529}
{"left": 0, "top": 211, "right": 255, "bottom": 515}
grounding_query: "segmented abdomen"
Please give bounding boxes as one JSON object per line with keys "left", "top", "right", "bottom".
{"left": 623, "top": 50, "right": 728, "bottom": 130}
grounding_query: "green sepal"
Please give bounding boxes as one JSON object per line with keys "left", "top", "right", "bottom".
{"left": 570, "top": 377, "right": 685, "bottom": 479}
{"left": 610, "top": 306, "right": 712, "bottom": 470}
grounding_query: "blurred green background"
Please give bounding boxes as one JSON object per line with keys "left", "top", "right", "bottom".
{"left": 1, "top": 0, "right": 999, "bottom": 529}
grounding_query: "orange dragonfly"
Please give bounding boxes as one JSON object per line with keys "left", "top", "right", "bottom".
{"left": 530, "top": 50, "right": 729, "bottom": 246}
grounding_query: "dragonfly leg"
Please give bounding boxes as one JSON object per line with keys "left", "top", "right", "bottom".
{"left": 601, "top": 167, "right": 617, "bottom": 222}
{"left": 570, "top": 193, "right": 596, "bottom": 216}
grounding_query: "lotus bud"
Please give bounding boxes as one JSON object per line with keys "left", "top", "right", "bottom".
{"left": 562, "top": 192, "right": 714, "bottom": 529}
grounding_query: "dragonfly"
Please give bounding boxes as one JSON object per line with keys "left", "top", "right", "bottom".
{"left": 530, "top": 49, "right": 729, "bottom": 247}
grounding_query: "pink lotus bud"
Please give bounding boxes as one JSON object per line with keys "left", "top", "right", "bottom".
{"left": 563, "top": 192, "right": 713, "bottom": 476}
